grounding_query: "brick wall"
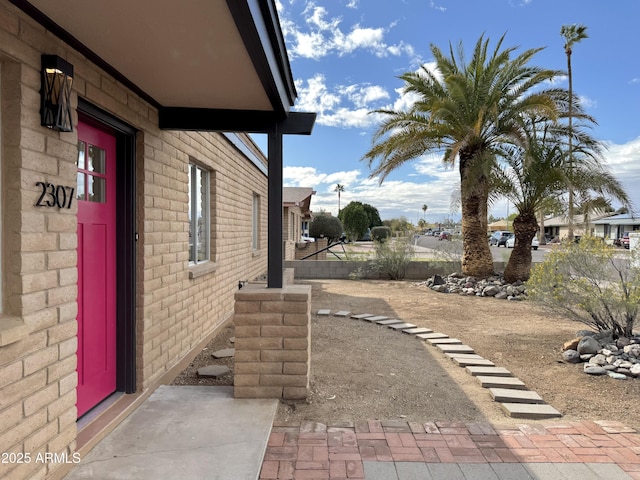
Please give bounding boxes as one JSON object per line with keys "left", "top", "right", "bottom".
{"left": 234, "top": 284, "right": 311, "bottom": 400}
{"left": 0, "top": 2, "right": 269, "bottom": 479}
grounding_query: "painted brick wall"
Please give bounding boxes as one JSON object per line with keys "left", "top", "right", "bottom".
{"left": 0, "top": 2, "right": 268, "bottom": 479}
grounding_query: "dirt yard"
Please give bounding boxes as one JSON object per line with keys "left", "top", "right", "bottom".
{"left": 172, "top": 279, "right": 640, "bottom": 430}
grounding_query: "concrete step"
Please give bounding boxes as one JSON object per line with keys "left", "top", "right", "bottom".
{"left": 466, "top": 366, "right": 512, "bottom": 377}
{"left": 211, "top": 348, "right": 235, "bottom": 359}
{"left": 476, "top": 376, "right": 527, "bottom": 390}
{"left": 351, "top": 313, "right": 375, "bottom": 319}
{"left": 436, "top": 344, "right": 475, "bottom": 354}
{"left": 376, "top": 319, "right": 403, "bottom": 325}
{"left": 445, "top": 353, "right": 485, "bottom": 359}
{"left": 501, "top": 402, "right": 562, "bottom": 419}
{"left": 364, "top": 315, "right": 389, "bottom": 322}
{"left": 489, "top": 388, "right": 543, "bottom": 404}
{"left": 388, "top": 322, "right": 417, "bottom": 330}
{"left": 426, "top": 338, "right": 462, "bottom": 345}
{"left": 452, "top": 357, "right": 495, "bottom": 367}
{"left": 417, "top": 332, "right": 449, "bottom": 340}
{"left": 317, "top": 309, "right": 331, "bottom": 315}
{"left": 333, "top": 311, "right": 351, "bottom": 317}
{"left": 403, "top": 327, "right": 433, "bottom": 335}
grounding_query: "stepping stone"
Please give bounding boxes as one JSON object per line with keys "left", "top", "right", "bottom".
{"left": 364, "top": 316, "right": 389, "bottom": 322}
{"left": 501, "top": 403, "right": 562, "bottom": 419}
{"left": 436, "top": 344, "right": 475, "bottom": 354}
{"left": 351, "top": 313, "right": 375, "bottom": 320}
{"left": 197, "top": 365, "right": 230, "bottom": 378}
{"left": 388, "top": 322, "right": 416, "bottom": 330}
{"left": 334, "top": 311, "right": 351, "bottom": 317}
{"left": 489, "top": 388, "right": 543, "bottom": 404}
{"left": 466, "top": 366, "right": 512, "bottom": 377}
{"left": 403, "top": 327, "right": 432, "bottom": 335}
{"left": 427, "top": 338, "right": 462, "bottom": 345}
{"left": 452, "top": 357, "right": 495, "bottom": 367}
{"left": 445, "top": 353, "right": 484, "bottom": 359}
{"left": 317, "top": 309, "right": 331, "bottom": 316}
{"left": 376, "top": 319, "right": 403, "bottom": 325}
{"left": 211, "top": 348, "right": 235, "bottom": 359}
{"left": 476, "top": 376, "right": 527, "bottom": 390}
{"left": 416, "top": 332, "right": 449, "bottom": 340}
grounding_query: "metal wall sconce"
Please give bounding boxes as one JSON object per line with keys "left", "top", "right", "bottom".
{"left": 41, "top": 55, "right": 74, "bottom": 132}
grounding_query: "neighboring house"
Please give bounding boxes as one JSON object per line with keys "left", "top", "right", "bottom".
{"left": 542, "top": 214, "right": 613, "bottom": 241}
{"left": 283, "top": 187, "right": 315, "bottom": 255}
{"left": 592, "top": 214, "right": 640, "bottom": 244}
{"left": 488, "top": 220, "right": 510, "bottom": 232}
{"left": 0, "top": 2, "right": 314, "bottom": 479}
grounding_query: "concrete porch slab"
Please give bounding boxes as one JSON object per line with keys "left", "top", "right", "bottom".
{"left": 64, "top": 386, "right": 277, "bottom": 480}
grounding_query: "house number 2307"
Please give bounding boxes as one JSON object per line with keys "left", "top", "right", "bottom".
{"left": 35, "top": 182, "right": 75, "bottom": 209}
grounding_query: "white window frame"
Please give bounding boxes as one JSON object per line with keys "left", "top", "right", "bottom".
{"left": 252, "top": 193, "right": 260, "bottom": 250}
{"left": 188, "top": 163, "right": 210, "bottom": 264}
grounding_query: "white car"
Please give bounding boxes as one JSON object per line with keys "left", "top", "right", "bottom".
{"left": 506, "top": 235, "right": 539, "bottom": 250}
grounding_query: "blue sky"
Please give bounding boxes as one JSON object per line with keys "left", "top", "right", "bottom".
{"left": 256, "top": 0, "right": 640, "bottom": 223}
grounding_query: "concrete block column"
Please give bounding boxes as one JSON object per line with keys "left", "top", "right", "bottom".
{"left": 233, "top": 284, "right": 311, "bottom": 399}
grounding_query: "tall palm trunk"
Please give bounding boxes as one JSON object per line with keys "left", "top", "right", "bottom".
{"left": 459, "top": 150, "right": 494, "bottom": 278}
{"left": 504, "top": 212, "right": 538, "bottom": 283}
{"left": 567, "top": 47, "right": 575, "bottom": 241}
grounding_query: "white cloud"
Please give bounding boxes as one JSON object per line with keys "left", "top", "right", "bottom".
{"left": 429, "top": 0, "right": 447, "bottom": 12}
{"left": 280, "top": 2, "right": 415, "bottom": 60}
{"left": 629, "top": 78, "right": 640, "bottom": 85}
{"left": 294, "top": 75, "right": 389, "bottom": 128}
{"left": 602, "top": 137, "right": 640, "bottom": 212}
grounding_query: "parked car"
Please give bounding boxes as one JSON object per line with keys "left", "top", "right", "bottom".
{"left": 489, "top": 231, "right": 512, "bottom": 246}
{"left": 506, "top": 235, "right": 539, "bottom": 250}
{"left": 622, "top": 231, "right": 630, "bottom": 249}
{"left": 438, "top": 231, "right": 452, "bottom": 241}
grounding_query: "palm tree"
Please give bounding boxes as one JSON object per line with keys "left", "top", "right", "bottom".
{"left": 334, "top": 184, "right": 345, "bottom": 213}
{"left": 561, "top": 23, "right": 589, "bottom": 241}
{"left": 422, "top": 204, "right": 428, "bottom": 220}
{"left": 363, "top": 34, "right": 563, "bottom": 278}
{"left": 497, "top": 119, "right": 629, "bottom": 282}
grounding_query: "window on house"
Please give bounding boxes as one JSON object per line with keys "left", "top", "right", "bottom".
{"left": 188, "top": 163, "right": 210, "bottom": 264}
{"left": 252, "top": 194, "right": 260, "bottom": 250}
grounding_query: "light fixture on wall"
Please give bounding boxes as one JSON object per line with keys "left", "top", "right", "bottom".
{"left": 41, "top": 55, "right": 74, "bottom": 132}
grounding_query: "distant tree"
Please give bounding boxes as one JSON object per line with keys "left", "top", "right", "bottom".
{"left": 371, "top": 226, "right": 392, "bottom": 242}
{"left": 340, "top": 202, "right": 369, "bottom": 241}
{"left": 422, "top": 204, "right": 428, "bottom": 220}
{"left": 309, "top": 214, "right": 343, "bottom": 242}
{"left": 338, "top": 201, "right": 382, "bottom": 230}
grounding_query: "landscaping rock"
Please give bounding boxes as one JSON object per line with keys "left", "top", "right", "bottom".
{"left": 563, "top": 337, "right": 581, "bottom": 351}
{"left": 577, "top": 329, "right": 597, "bottom": 337}
{"left": 607, "top": 371, "right": 628, "bottom": 380}
{"left": 562, "top": 350, "right": 581, "bottom": 363}
{"left": 631, "top": 364, "right": 640, "bottom": 376}
{"left": 584, "top": 365, "right": 607, "bottom": 375}
{"left": 418, "top": 274, "right": 528, "bottom": 301}
{"left": 589, "top": 354, "right": 607, "bottom": 366}
{"left": 593, "top": 329, "right": 614, "bottom": 346}
{"left": 577, "top": 336, "right": 600, "bottom": 355}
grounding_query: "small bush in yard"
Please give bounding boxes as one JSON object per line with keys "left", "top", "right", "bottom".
{"left": 371, "top": 226, "right": 392, "bottom": 242}
{"left": 370, "top": 238, "right": 415, "bottom": 280}
{"left": 527, "top": 236, "right": 639, "bottom": 337}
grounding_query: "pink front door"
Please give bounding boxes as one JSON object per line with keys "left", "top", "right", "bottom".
{"left": 76, "top": 121, "right": 117, "bottom": 417}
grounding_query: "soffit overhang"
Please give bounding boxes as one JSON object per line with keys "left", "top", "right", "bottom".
{"left": 13, "top": 0, "right": 309, "bottom": 131}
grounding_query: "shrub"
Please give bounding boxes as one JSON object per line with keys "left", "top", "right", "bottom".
{"left": 371, "top": 226, "right": 391, "bottom": 242}
{"left": 370, "top": 238, "right": 415, "bottom": 280}
{"left": 309, "top": 214, "right": 343, "bottom": 242}
{"left": 527, "top": 236, "right": 639, "bottom": 337}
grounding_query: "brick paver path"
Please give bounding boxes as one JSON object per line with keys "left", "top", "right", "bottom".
{"left": 260, "top": 420, "right": 640, "bottom": 479}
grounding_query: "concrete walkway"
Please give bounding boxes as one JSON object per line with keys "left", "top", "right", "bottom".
{"left": 261, "top": 420, "right": 640, "bottom": 479}
{"left": 65, "top": 386, "right": 277, "bottom": 480}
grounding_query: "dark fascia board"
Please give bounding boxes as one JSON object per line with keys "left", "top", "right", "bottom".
{"left": 159, "top": 108, "right": 316, "bottom": 135}
{"left": 226, "top": 0, "right": 297, "bottom": 115}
